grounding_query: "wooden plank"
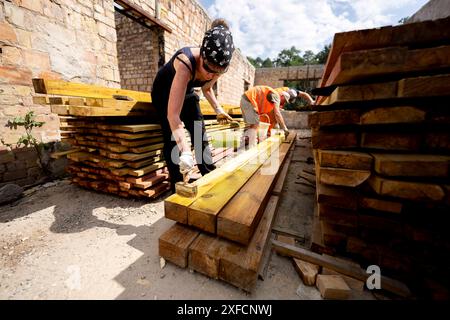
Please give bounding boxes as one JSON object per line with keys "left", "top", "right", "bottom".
{"left": 398, "top": 74, "right": 450, "bottom": 98}
{"left": 316, "top": 274, "right": 351, "bottom": 299}
{"left": 311, "top": 130, "right": 358, "bottom": 149}
{"left": 188, "top": 234, "right": 225, "bottom": 279}
{"left": 359, "top": 197, "right": 403, "bottom": 214}
{"left": 319, "top": 150, "right": 373, "bottom": 170}
{"left": 127, "top": 155, "right": 164, "bottom": 169}
{"left": 99, "top": 149, "right": 163, "bottom": 161}
{"left": 125, "top": 168, "right": 167, "bottom": 183}
{"left": 188, "top": 145, "right": 278, "bottom": 232}
{"left": 32, "top": 78, "right": 151, "bottom": 102}
{"left": 84, "top": 98, "right": 152, "bottom": 110}
{"left": 308, "top": 109, "right": 360, "bottom": 128}
{"left": 319, "top": 167, "right": 371, "bottom": 187}
{"left": 158, "top": 223, "right": 199, "bottom": 268}
{"left": 100, "top": 131, "right": 162, "bottom": 140}
{"left": 129, "top": 143, "right": 165, "bottom": 154}
{"left": 219, "top": 196, "right": 280, "bottom": 292}
{"left": 317, "top": 183, "right": 358, "bottom": 210}
{"left": 293, "top": 259, "right": 320, "bottom": 286}
{"left": 50, "top": 149, "right": 79, "bottom": 159}
{"left": 216, "top": 136, "right": 294, "bottom": 244}
{"left": 322, "top": 81, "right": 398, "bottom": 105}
{"left": 164, "top": 135, "right": 284, "bottom": 224}
{"left": 97, "top": 123, "right": 161, "bottom": 133}
{"left": 272, "top": 150, "right": 294, "bottom": 195}
{"left": 67, "top": 105, "right": 148, "bottom": 117}
{"left": 134, "top": 173, "right": 168, "bottom": 189}
{"left": 111, "top": 161, "right": 166, "bottom": 177}
{"left": 319, "top": 17, "right": 450, "bottom": 88}
{"left": 271, "top": 226, "right": 305, "bottom": 243}
{"left": 272, "top": 239, "right": 411, "bottom": 298}
{"left": 368, "top": 175, "right": 445, "bottom": 202}
{"left": 322, "top": 268, "right": 364, "bottom": 292}
{"left": 318, "top": 204, "right": 358, "bottom": 228}
{"left": 361, "top": 132, "right": 422, "bottom": 151}
{"left": 188, "top": 139, "right": 281, "bottom": 234}
{"left": 117, "top": 136, "right": 163, "bottom": 147}
{"left": 372, "top": 153, "right": 450, "bottom": 177}
{"left": 327, "top": 45, "right": 450, "bottom": 86}
{"left": 360, "top": 106, "right": 426, "bottom": 124}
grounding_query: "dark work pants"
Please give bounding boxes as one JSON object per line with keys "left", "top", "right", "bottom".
{"left": 156, "top": 94, "right": 216, "bottom": 193}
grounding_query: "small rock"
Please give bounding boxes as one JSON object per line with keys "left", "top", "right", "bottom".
{"left": 160, "top": 257, "right": 166, "bottom": 269}
{"left": 160, "top": 274, "right": 166, "bottom": 279}
{"left": 43, "top": 182, "right": 57, "bottom": 188}
{"left": 141, "top": 293, "right": 146, "bottom": 297}
{"left": 21, "top": 237, "right": 29, "bottom": 242}
{"left": 8, "top": 250, "right": 14, "bottom": 255}
{"left": 0, "top": 184, "right": 24, "bottom": 205}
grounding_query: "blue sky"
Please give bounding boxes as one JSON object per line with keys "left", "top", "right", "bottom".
{"left": 197, "top": 0, "right": 429, "bottom": 59}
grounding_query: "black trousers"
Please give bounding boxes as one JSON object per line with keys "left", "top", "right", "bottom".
{"left": 155, "top": 94, "right": 216, "bottom": 193}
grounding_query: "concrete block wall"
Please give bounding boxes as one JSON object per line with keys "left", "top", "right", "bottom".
{"left": 254, "top": 65, "right": 325, "bottom": 88}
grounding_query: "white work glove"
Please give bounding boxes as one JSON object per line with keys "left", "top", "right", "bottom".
{"left": 179, "top": 151, "right": 194, "bottom": 175}
{"left": 215, "top": 106, "right": 234, "bottom": 124}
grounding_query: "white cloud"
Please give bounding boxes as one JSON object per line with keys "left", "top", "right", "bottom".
{"left": 206, "top": 0, "right": 428, "bottom": 59}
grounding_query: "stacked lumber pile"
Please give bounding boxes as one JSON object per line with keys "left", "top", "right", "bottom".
{"left": 33, "top": 78, "right": 244, "bottom": 199}
{"left": 159, "top": 132, "right": 297, "bottom": 291}
{"left": 310, "top": 17, "right": 450, "bottom": 297}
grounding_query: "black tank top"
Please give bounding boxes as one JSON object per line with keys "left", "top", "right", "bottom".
{"left": 151, "top": 47, "right": 209, "bottom": 108}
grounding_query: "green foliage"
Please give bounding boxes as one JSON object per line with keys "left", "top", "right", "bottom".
{"left": 247, "top": 43, "right": 331, "bottom": 68}
{"left": 315, "top": 44, "right": 331, "bottom": 64}
{"left": 2, "top": 111, "right": 50, "bottom": 175}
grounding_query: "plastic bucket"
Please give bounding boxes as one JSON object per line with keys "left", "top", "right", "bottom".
{"left": 257, "top": 114, "right": 271, "bottom": 141}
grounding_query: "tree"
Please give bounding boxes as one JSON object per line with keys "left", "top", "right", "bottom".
{"left": 261, "top": 58, "right": 273, "bottom": 68}
{"left": 303, "top": 50, "right": 318, "bottom": 65}
{"left": 315, "top": 44, "right": 331, "bottom": 64}
{"left": 274, "top": 46, "right": 304, "bottom": 67}
{"left": 247, "top": 56, "right": 263, "bottom": 68}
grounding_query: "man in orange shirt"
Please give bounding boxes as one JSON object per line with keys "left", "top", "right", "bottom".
{"left": 240, "top": 85, "right": 289, "bottom": 147}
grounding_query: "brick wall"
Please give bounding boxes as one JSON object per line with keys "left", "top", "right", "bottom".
{"left": 115, "top": 11, "right": 160, "bottom": 92}
{"left": 254, "top": 65, "right": 325, "bottom": 88}
{"left": 0, "top": 0, "right": 254, "bottom": 187}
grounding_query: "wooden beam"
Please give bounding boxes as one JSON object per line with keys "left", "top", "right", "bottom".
{"left": 308, "top": 109, "right": 360, "bottom": 127}
{"left": 319, "top": 17, "right": 450, "bottom": 88}
{"left": 319, "top": 167, "right": 371, "bottom": 188}
{"left": 32, "top": 78, "right": 152, "bottom": 102}
{"left": 360, "top": 106, "right": 426, "bottom": 124}
{"left": 159, "top": 223, "right": 199, "bottom": 268}
{"left": 311, "top": 130, "right": 358, "bottom": 149}
{"left": 219, "top": 196, "right": 280, "bottom": 292}
{"left": 372, "top": 153, "right": 450, "bottom": 177}
{"left": 216, "top": 134, "right": 295, "bottom": 245}
{"left": 318, "top": 150, "right": 373, "bottom": 171}
{"left": 164, "top": 135, "right": 284, "bottom": 224}
{"left": 188, "top": 139, "right": 281, "bottom": 234}
{"left": 326, "top": 45, "right": 450, "bottom": 86}
{"left": 368, "top": 175, "right": 445, "bottom": 202}
{"left": 272, "top": 239, "right": 411, "bottom": 297}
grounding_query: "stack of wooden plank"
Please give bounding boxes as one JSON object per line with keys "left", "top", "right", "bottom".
{"left": 32, "top": 78, "right": 245, "bottom": 199}
{"left": 310, "top": 17, "right": 450, "bottom": 297}
{"left": 159, "top": 132, "right": 297, "bottom": 291}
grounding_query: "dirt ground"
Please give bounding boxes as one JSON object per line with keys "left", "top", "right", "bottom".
{"left": 0, "top": 131, "right": 376, "bottom": 300}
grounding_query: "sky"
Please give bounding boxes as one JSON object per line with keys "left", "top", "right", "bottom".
{"left": 197, "top": 0, "right": 429, "bottom": 59}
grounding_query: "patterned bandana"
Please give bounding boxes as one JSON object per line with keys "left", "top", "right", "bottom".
{"left": 200, "top": 26, "right": 235, "bottom": 68}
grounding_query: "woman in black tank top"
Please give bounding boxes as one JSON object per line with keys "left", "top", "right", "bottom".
{"left": 151, "top": 20, "right": 235, "bottom": 193}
